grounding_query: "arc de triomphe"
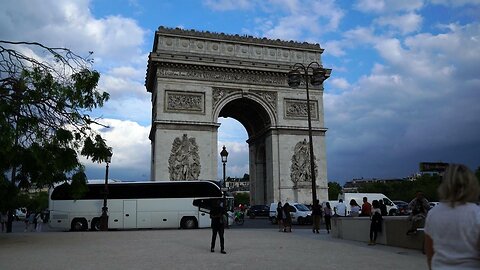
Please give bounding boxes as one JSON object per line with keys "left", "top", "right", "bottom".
{"left": 145, "top": 27, "right": 329, "bottom": 205}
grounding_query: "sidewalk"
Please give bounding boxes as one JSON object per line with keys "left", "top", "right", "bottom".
{"left": 0, "top": 228, "right": 427, "bottom": 270}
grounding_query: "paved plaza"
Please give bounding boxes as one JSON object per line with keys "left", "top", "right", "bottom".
{"left": 0, "top": 224, "right": 426, "bottom": 270}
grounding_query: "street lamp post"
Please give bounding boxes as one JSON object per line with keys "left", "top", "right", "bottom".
{"left": 220, "top": 145, "right": 229, "bottom": 194}
{"left": 220, "top": 145, "right": 229, "bottom": 225}
{"left": 100, "top": 149, "right": 113, "bottom": 231}
{"left": 287, "top": 62, "right": 331, "bottom": 208}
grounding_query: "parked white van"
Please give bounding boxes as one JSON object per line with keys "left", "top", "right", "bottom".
{"left": 269, "top": 202, "right": 312, "bottom": 225}
{"left": 337, "top": 193, "right": 398, "bottom": 216}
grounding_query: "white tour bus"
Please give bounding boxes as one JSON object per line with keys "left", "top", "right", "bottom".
{"left": 49, "top": 180, "right": 233, "bottom": 231}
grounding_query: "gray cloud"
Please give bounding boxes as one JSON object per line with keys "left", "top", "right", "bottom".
{"left": 325, "top": 22, "right": 480, "bottom": 181}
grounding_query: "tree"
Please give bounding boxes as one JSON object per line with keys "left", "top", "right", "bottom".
{"left": 0, "top": 41, "right": 111, "bottom": 229}
{"left": 328, "top": 182, "right": 342, "bottom": 200}
{"left": 234, "top": 192, "right": 250, "bottom": 206}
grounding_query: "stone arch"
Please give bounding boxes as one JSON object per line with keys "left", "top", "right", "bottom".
{"left": 215, "top": 94, "right": 276, "bottom": 204}
{"left": 145, "top": 27, "right": 330, "bottom": 205}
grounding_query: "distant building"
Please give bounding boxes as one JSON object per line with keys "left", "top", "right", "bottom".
{"left": 343, "top": 177, "right": 408, "bottom": 192}
{"left": 225, "top": 177, "right": 250, "bottom": 192}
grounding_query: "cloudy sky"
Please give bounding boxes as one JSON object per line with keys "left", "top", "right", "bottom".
{"left": 1, "top": 0, "right": 479, "bottom": 184}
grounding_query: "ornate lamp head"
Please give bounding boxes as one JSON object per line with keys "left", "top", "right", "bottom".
{"left": 220, "top": 145, "right": 228, "bottom": 163}
{"left": 287, "top": 69, "right": 302, "bottom": 88}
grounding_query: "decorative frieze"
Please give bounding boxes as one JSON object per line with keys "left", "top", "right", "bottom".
{"left": 165, "top": 90, "right": 205, "bottom": 114}
{"left": 157, "top": 66, "right": 287, "bottom": 87}
{"left": 290, "top": 139, "right": 318, "bottom": 187}
{"left": 168, "top": 134, "right": 201, "bottom": 181}
{"left": 284, "top": 99, "right": 318, "bottom": 120}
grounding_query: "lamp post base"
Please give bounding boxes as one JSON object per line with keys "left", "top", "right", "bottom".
{"left": 100, "top": 206, "right": 109, "bottom": 231}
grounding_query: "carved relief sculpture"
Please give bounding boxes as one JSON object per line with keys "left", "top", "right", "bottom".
{"left": 284, "top": 99, "right": 318, "bottom": 120}
{"left": 165, "top": 91, "right": 205, "bottom": 114}
{"left": 251, "top": 90, "right": 277, "bottom": 111}
{"left": 212, "top": 87, "right": 240, "bottom": 107}
{"left": 290, "top": 139, "right": 318, "bottom": 187}
{"left": 168, "top": 134, "right": 201, "bottom": 181}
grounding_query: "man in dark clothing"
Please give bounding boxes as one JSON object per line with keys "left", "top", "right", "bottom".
{"left": 210, "top": 200, "right": 226, "bottom": 254}
{"left": 379, "top": 200, "right": 388, "bottom": 216}
{"left": 312, "top": 199, "right": 322, "bottom": 234}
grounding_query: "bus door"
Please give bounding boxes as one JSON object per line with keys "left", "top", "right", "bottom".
{"left": 123, "top": 200, "right": 137, "bottom": 228}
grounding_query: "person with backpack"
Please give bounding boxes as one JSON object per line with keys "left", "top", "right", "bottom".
{"left": 406, "top": 191, "right": 430, "bottom": 235}
{"left": 368, "top": 200, "right": 383, "bottom": 245}
{"left": 276, "top": 202, "right": 283, "bottom": 232}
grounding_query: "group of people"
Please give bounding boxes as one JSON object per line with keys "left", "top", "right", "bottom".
{"left": 23, "top": 211, "right": 45, "bottom": 232}
{"left": 331, "top": 164, "right": 480, "bottom": 269}
{"left": 0, "top": 210, "right": 45, "bottom": 233}
{"left": 274, "top": 200, "right": 333, "bottom": 234}
{"left": 275, "top": 202, "right": 293, "bottom": 232}
{"left": 209, "top": 164, "right": 479, "bottom": 269}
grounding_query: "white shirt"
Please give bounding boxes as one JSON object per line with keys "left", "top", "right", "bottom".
{"left": 335, "top": 202, "right": 347, "bottom": 216}
{"left": 424, "top": 202, "right": 480, "bottom": 270}
{"left": 350, "top": 205, "right": 360, "bottom": 217}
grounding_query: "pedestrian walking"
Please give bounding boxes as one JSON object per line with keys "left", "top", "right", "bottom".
{"left": 283, "top": 202, "right": 292, "bottom": 232}
{"left": 36, "top": 212, "right": 44, "bottom": 232}
{"left": 210, "top": 199, "right": 226, "bottom": 254}
{"left": 28, "top": 211, "right": 36, "bottom": 232}
{"left": 0, "top": 211, "right": 7, "bottom": 233}
{"left": 323, "top": 202, "right": 332, "bottom": 234}
{"left": 424, "top": 164, "right": 480, "bottom": 270}
{"left": 368, "top": 200, "right": 382, "bottom": 245}
{"left": 276, "top": 202, "right": 283, "bottom": 232}
{"left": 312, "top": 199, "right": 322, "bottom": 234}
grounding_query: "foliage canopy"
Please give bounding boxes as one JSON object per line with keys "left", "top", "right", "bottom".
{"left": 0, "top": 40, "right": 111, "bottom": 210}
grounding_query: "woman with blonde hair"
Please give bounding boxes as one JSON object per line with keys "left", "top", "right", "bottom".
{"left": 424, "top": 164, "right": 480, "bottom": 270}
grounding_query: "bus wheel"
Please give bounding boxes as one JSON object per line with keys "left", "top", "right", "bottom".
{"left": 181, "top": 217, "right": 197, "bottom": 229}
{"left": 91, "top": 218, "right": 101, "bottom": 231}
{"left": 71, "top": 218, "right": 87, "bottom": 231}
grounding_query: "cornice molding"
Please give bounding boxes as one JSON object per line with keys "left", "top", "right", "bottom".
{"left": 157, "top": 26, "right": 323, "bottom": 51}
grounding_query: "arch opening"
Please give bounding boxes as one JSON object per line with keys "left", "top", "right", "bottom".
{"left": 218, "top": 97, "right": 274, "bottom": 205}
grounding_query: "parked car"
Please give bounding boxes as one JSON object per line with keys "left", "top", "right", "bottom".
{"left": 15, "top": 208, "right": 27, "bottom": 220}
{"left": 428, "top": 202, "right": 439, "bottom": 208}
{"left": 246, "top": 204, "right": 269, "bottom": 218}
{"left": 393, "top": 200, "right": 410, "bottom": 216}
{"left": 269, "top": 202, "right": 312, "bottom": 225}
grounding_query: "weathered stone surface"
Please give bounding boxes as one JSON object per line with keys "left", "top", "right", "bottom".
{"left": 146, "top": 27, "right": 330, "bottom": 205}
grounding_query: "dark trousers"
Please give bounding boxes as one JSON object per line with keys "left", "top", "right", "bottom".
{"left": 324, "top": 215, "right": 331, "bottom": 231}
{"left": 370, "top": 222, "right": 378, "bottom": 241}
{"left": 211, "top": 225, "right": 224, "bottom": 250}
